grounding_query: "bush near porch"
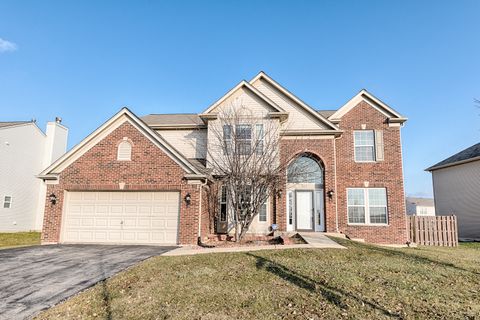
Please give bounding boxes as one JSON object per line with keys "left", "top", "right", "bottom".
{"left": 36, "top": 238, "right": 480, "bottom": 319}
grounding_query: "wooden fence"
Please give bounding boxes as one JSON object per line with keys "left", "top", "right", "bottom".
{"left": 407, "top": 215, "right": 458, "bottom": 247}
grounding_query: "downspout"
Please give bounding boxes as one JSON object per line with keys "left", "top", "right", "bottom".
{"left": 333, "top": 136, "right": 340, "bottom": 232}
{"left": 197, "top": 178, "right": 209, "bottom": 245}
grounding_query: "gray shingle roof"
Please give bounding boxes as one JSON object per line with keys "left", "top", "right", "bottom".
{"left": 141, "top": 114, "right": 204, "bottom": 127}
{"left": 0, "top": 121, "right": 31, "bottom": 128}
{"left": 427, "top": 142, "right": 480, "bottom": 171}
{"left": 317, "top": 110, "right": 336, "bottom": 118}
{"left": 406, "top": 197, "right": 434, "bottom": 207}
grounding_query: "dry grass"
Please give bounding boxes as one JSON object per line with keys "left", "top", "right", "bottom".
{"left": 0, "top": 231, "right": 41, "bottom": 249}
{"left": 36, "top": 239, "right": 480, "bottom": 319}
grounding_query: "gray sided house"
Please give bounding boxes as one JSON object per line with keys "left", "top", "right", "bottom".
{"left": 427, "top": 142, "right": 480, "bottom": 241}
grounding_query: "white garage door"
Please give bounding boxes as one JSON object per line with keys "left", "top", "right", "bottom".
{"left": 62, "top": 191, "right": 180, "bottom": 245}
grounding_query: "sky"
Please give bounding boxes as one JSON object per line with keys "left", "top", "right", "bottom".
{"left": 0, "top": 0, "right": 479, "bottom": 197}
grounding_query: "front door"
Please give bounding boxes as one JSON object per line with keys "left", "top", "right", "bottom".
{"left": 296, "top": 191, "right": 314, "bottom": 230}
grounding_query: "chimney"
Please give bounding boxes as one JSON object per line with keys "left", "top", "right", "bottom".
{"left": 43, "top": 118, "right": 68, "bottom": 167}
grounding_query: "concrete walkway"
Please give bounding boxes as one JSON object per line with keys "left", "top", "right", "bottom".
{"left": 298, "top": 232, "right": 346, "bottom": 248}
{"left": 162, "top": 233, "right": 345, "bottom": 256}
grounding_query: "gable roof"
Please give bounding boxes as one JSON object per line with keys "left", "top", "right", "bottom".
{"left": 249, "top": 72, "right": 340, "bottom": 131}
{"left": 141, "top": 114, "right": 205, "bottom": 128}
{"left": 0, "top": 121, "right": 32, "bottom": 128}
{"left": 426, "top": 142, "right": 480, "bottom": 171}
{"left": 39, "top": 108, "right": 203, "bottom": 179}
{"left": 201, "top": 80, "right": 286, "bottom": 115}
{"left": 329, "top": 89, "right": 407, "bottom": 123}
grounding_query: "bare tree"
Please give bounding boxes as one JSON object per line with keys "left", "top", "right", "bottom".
{"left": 206, "top": 103, "right": 311, "bottom": 241}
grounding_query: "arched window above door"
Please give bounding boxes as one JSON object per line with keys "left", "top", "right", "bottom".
{"left": 287, "top": 155, "right": 323, "bottom": 184}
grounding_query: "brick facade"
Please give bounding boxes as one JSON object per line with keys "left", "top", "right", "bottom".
{"left": 41, "top": 121, "right": 201, "bottom": 245}
{"left": 274, "top": 101, "right": 407, "bottom": 244}
{"left": 333, "top": 101, "right": 407, "bottom": 244}
{"left": 41, "top": 101, "right": 407, "bottom": 246}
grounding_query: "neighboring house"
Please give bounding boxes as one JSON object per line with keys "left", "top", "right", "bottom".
{"left": 406, "top": 197, "right": 435, "bottom": 216}
{"left": 0, "top": 119, "right": 68, "bottom": 232}
{"left": 426, "top": 143, "right": 480, "bottom": 241}
{"left": 38, "top": 72, "right": 408, "bottom": 245}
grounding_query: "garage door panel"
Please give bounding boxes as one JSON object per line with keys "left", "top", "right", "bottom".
{"left": 62, "top": 192, "right": 179, "bottom": 244}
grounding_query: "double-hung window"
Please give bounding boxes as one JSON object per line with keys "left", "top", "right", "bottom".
{"left": 235, "top": 125, "right": 252, "bottom": 155}
{"left": 223, "top": 125, "right": 232, "bottom": 155}
{"left": 255, "top": 124, "right": 264, "bottom": 155}
{"left": 347, "top": 188, "right": 388, "bottom": 224}
{"left": 258, "top": 200, "right": 268, "bottom": 222}
{"left": 3, "top": 196, "right": 12, "bottom": 209}
{"left": 354, "top": 130, "right": 375, "bottom": 162}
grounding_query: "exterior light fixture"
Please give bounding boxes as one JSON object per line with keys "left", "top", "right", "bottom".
{"left": 49, "top": 193, "right": 57, "bottom": 205}
{"left": 327, "top": 190, "right": 335, "bottom": 199}
{"left": 184, "top": 193, "right": 191, "bottom": 206}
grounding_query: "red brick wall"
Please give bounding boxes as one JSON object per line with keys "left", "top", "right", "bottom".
{"left": 42, "top": 121, "right": 200, "bottom": 245}
{"left": 278, "top": 138, "right": 337, "bottom": 232}
{"left": 334, "top": 101, "right": 407, "bottom": 244}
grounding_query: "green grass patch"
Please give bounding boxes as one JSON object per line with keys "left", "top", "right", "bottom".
{"left": 36, "top": 239, "right": 480, "bottom": 319}
{"left": 0, "top": 232, "right": 41, "bottom": 249}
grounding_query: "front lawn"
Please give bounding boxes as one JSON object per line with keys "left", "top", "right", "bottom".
{"left": 0, "top": 231, "right": 41, "bottom": 249}
{"left": 36, "top": 239, "right": 480, "bottom": 319}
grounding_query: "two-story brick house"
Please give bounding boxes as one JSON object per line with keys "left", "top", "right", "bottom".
{"left": 39, "top": 72, "right": 407, "bottom": 245}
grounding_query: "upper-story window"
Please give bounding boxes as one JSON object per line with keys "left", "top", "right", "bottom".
{"left": 223, "top": 124, "right": 264, "bottom": 156}
{"left": 117, "top": 139, "right": 132, "bottom": 161}
{"left": 354, "top": 130, "right": 384, "bottom": 162}
{"left": 236, "top": 125, "right": 252, "bottom": 155}
{"left": 354, "top": 130, "right": 375, "bottom": 162}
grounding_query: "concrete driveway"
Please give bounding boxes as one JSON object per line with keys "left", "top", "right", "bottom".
{"left": 0, "top": 244, "right": 175, "bottom": 319}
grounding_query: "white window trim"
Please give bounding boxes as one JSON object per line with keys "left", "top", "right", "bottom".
{"left": 353, "top": 130, "right": 376, "bottom": 163}
{"left": 347, "top": 188, "right": 388, "bottom": 226}
{"left": 3, "top": 195, "right": 12, "bottom": 209}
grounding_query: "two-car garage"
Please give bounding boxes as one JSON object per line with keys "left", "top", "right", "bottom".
{"left": 61, "top": 191, "right": 180, "bottom": 245}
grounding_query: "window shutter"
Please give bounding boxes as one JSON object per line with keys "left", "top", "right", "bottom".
{"left": 375, "top": 130, "right": 384, "bottom": 161}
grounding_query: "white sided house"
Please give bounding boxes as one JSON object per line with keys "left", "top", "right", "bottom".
{"left": 406, "top": 197, "right": 435, "bottom": 216}
{"left": 0, "top": 119, "right": 68, "bottom": 231}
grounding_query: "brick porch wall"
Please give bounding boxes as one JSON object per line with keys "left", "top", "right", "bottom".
{"left": 41, "top": 121, "right": 200, "bottom": 245}
{"left": 278, "top": 138, "right": 337, "bottom": 232}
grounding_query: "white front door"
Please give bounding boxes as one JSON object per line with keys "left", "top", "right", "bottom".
{"left": 62, "top": 191, "right": 180, "bottom": 245}
{"left": 296, "top": 191, "right": 313, "bottom": 230}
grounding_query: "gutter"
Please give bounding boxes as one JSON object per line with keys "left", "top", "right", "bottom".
{"left": 425, "top": 156, "right": 480, "bottom": 172}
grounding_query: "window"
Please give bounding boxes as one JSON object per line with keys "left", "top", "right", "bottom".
{"left": 258, "top": 201, "right": 267, "bottom": 222}
{"left": 117, "top": 139, "right": 132, "bottom": 161}
{"left": 418, "top": 207, "right": 428, "bottom": 215}
{"left": 354, "top": 130, "right": 375, "bottom": 162}
{"left": 3, "top": 196, "right": 12, "bottom": 209}
{"left": 347, "top": 188, "right": 388, "bottom": 224}
{"left": 287, "top": 191, "right": 294, "bottom": 225}
{"left": 287, "top": 155, "right": 323, "bottom": 184}
{"left": 235, "top": 125, "right": 252, "bottom": 155}
{"left": 219, "top": 186, "right": 228, "bottom": 222}
{"left": 223, "top": 125, "right": 232, "bottom": 155}
{"left": 255, "top": 124, "right": 264, "bottom": 155}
